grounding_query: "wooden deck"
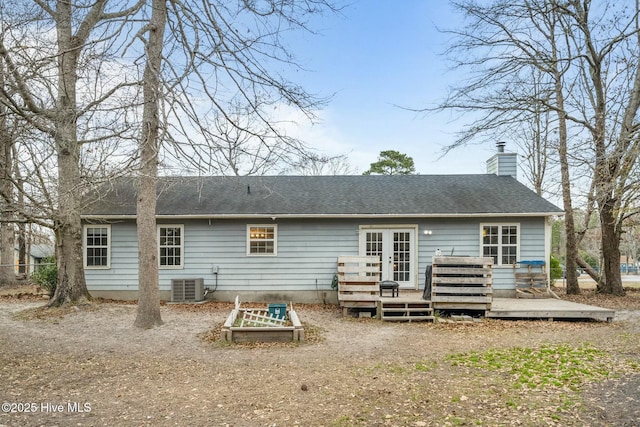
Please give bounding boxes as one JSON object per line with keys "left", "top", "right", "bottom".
{"left": 486, "top": 298, "right": 615, "bottom": 322}
{"left": 381, "top": 291, "right": 615, "bottom": 322}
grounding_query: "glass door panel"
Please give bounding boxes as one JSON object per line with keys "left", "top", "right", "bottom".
{"left": 361, "top": 228, "right": 415, "bottom": 288}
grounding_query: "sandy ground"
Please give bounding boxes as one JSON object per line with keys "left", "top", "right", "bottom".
{"left": 1, "top": 286, "right": 639, "bottom": 426}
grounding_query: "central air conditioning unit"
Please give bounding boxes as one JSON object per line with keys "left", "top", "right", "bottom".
{"left": 171, "top": 278, "right": 204, "bottom": 302}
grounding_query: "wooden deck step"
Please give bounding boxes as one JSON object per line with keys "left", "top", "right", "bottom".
{"left": 381, "top": 316, "right": 435, "bottom": 322}
{"left": 377, "top": 299, "right": 434, "bottom": 322}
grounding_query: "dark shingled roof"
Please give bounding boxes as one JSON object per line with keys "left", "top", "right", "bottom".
{"left": 83, "top": 175, "right": 563, "bottom": 217}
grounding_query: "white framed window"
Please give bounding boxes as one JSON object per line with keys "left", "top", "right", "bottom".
{"left": 247, "top": 225, "right": 277, "bottom": 256}
{"left": 84, "top": 225, "right": 111, "bottom": 269}
{"left": 481, "top": 223, "right": 519, "bottom": 266}
{"left": 158, "top": 225, "right": 184, "bottom": 268}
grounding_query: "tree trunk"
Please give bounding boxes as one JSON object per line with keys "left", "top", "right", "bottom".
{"left": 10, "top": 142, "right": 33, "bottom": 282}
{"left": 134, "top": 0, "right": 166, "bottom": 329}
{"left": 48, "top": 143, "right": 91, "bottom": 306}
{"left": 591, "top": 102, "right": 624, "bottom": 297}
{"left": 550, "top": 16, "right": 580, "bottom": 295}
{"left": 597, "top": 201, "right": 625, "bottom": 295}
{"left": 17, "top": 222, "right": 26, "bottom": 276}
{"left": 558, "top": 163, "right": 580, "bottom": 294}
{"left": 14, "top": 156, "right": 26, "bottom": 277}
{"left": 0, "top": 221, "right": 14, "bottom": 285}
{"left": 0, "top": 153, "right": 15, "bottom": 285}
{"left": 0, "top": 57, "right": 16, "bottom": 286}
{"left": 48, "top": 0, "right": 92, "bottom": 307}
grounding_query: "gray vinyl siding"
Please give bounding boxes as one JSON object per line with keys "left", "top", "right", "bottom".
{"left": 413, "top": 217, "right": 546, "bottom": 291}
{"left": 493, "top": 217, "right": 546, "bottom": 290}
{"left": 84, "top": 216, "right": 549, "bottom": 294}
{"left": 205, "top": 220, "right": 357, "bottom": 292}
{"left": 486, "top": 153, "right": 518, "bottom": 179}
{"left": 85, "top": 219, "right": 360, "bottom": 293}
{"left": 85, "top": 222, "right": 139, "bottom": 291}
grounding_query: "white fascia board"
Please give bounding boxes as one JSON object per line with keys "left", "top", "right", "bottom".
{"left": 82, "top": 215, "right": 137, "bottom": 220}
{"left": 82, "top": 212, "right": 563, "bottom": 220}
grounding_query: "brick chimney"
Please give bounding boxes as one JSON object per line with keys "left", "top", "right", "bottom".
{"left": 486, "top": 142, "right": 517, "bottom": 179}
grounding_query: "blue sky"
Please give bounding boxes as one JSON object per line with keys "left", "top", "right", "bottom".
{"left": 283, "top": 0, "right": 501, "bottom": 175}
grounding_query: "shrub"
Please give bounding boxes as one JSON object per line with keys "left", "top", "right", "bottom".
{"left": 31, "top": 256, "right": 57, "bottom": 296}
{"left": 549, "top": 254, "right": 562, "bottom": 281}
{"left": 580, "top": 250, "right": 599, "bottom": 270}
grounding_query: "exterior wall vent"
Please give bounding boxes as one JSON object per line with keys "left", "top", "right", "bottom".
{"left": 171, "top": 278, "right": 204, "bottom": 302}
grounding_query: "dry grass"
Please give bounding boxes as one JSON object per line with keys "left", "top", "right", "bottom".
{"left": 555, "top": 285, "right": 640, "bottom": 310}
{"left": 2, "top": 283, "right": 640, "bottom": 426}
{"left": 12, "top": 303, "right": 98, "bottom": 322}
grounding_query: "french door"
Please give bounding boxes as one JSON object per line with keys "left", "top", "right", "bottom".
{"left": 361, "top": 227, "right": 416, "bottom": 288}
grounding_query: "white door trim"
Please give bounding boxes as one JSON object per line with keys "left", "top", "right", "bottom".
{"left": 358, "top": 225, "right": 419, "bottom": 289}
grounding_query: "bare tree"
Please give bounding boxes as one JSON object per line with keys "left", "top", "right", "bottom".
{"left": 129, "top": 0, "right": 337, "bottom": 327}
{"left": 166, "top": 106, "right": 304, "bottom": 176}
{"left": 510, "top": 70, "right": 554, "bottom": 197}
{"left": 564, "top": 1, "right": 640, "bottom": 295}
{"left": 156, "top": 1, "right": 337, "bottom": 173}
{"left": 547, "top": 3, "right": 582, "bottom": 295}
{"left": 435, "top": 0, "right": 640, "bottom": 295}
{"left": 289, "top": 152, "right": 356, "bottom": 176}
{"left": 2, "top": 0, "right": 335, "bottom": 320}
{"left": 0, "top": 1, "right": 144, "bottom": 306}
{"left": 167, "top": 106, "right": 353, "bottom": 177}
{"left": 134, "top": 0, "right": 167, "bottom": 329}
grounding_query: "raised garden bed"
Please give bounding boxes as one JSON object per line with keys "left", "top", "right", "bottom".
{"left": 221, "top": 301, "right": 304, "bottom": 343}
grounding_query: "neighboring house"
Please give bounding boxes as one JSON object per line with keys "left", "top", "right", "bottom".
{"left": 14, "top": 244, "right": 54, "bottom": 275}
{"left": 81, "top": 148, "right": 563, "bottom": 302}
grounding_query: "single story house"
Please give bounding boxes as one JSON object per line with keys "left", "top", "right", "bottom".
{"left": 81, "top": 148, "right": 563, "bottom": 303}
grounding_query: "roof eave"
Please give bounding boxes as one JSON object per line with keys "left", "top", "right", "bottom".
{"left": 82, "top": 211, "right": 564, "bottom": 220}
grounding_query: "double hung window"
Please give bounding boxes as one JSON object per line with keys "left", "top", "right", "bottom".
{"left": 247, "top": 225, "right": 277, "bottom": 256}
{"left": 158, "top": 225, "right": 183, "bottom": 268}
{"left": 84, "top": 225, "right": 111, "bottom": 268}
{"left": 481, "top": 224, "right": 518, "bottom": 265}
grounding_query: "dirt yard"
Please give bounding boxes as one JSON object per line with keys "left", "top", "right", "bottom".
{"left": 1, "top": 286, "right": 640, "bottom": 427}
